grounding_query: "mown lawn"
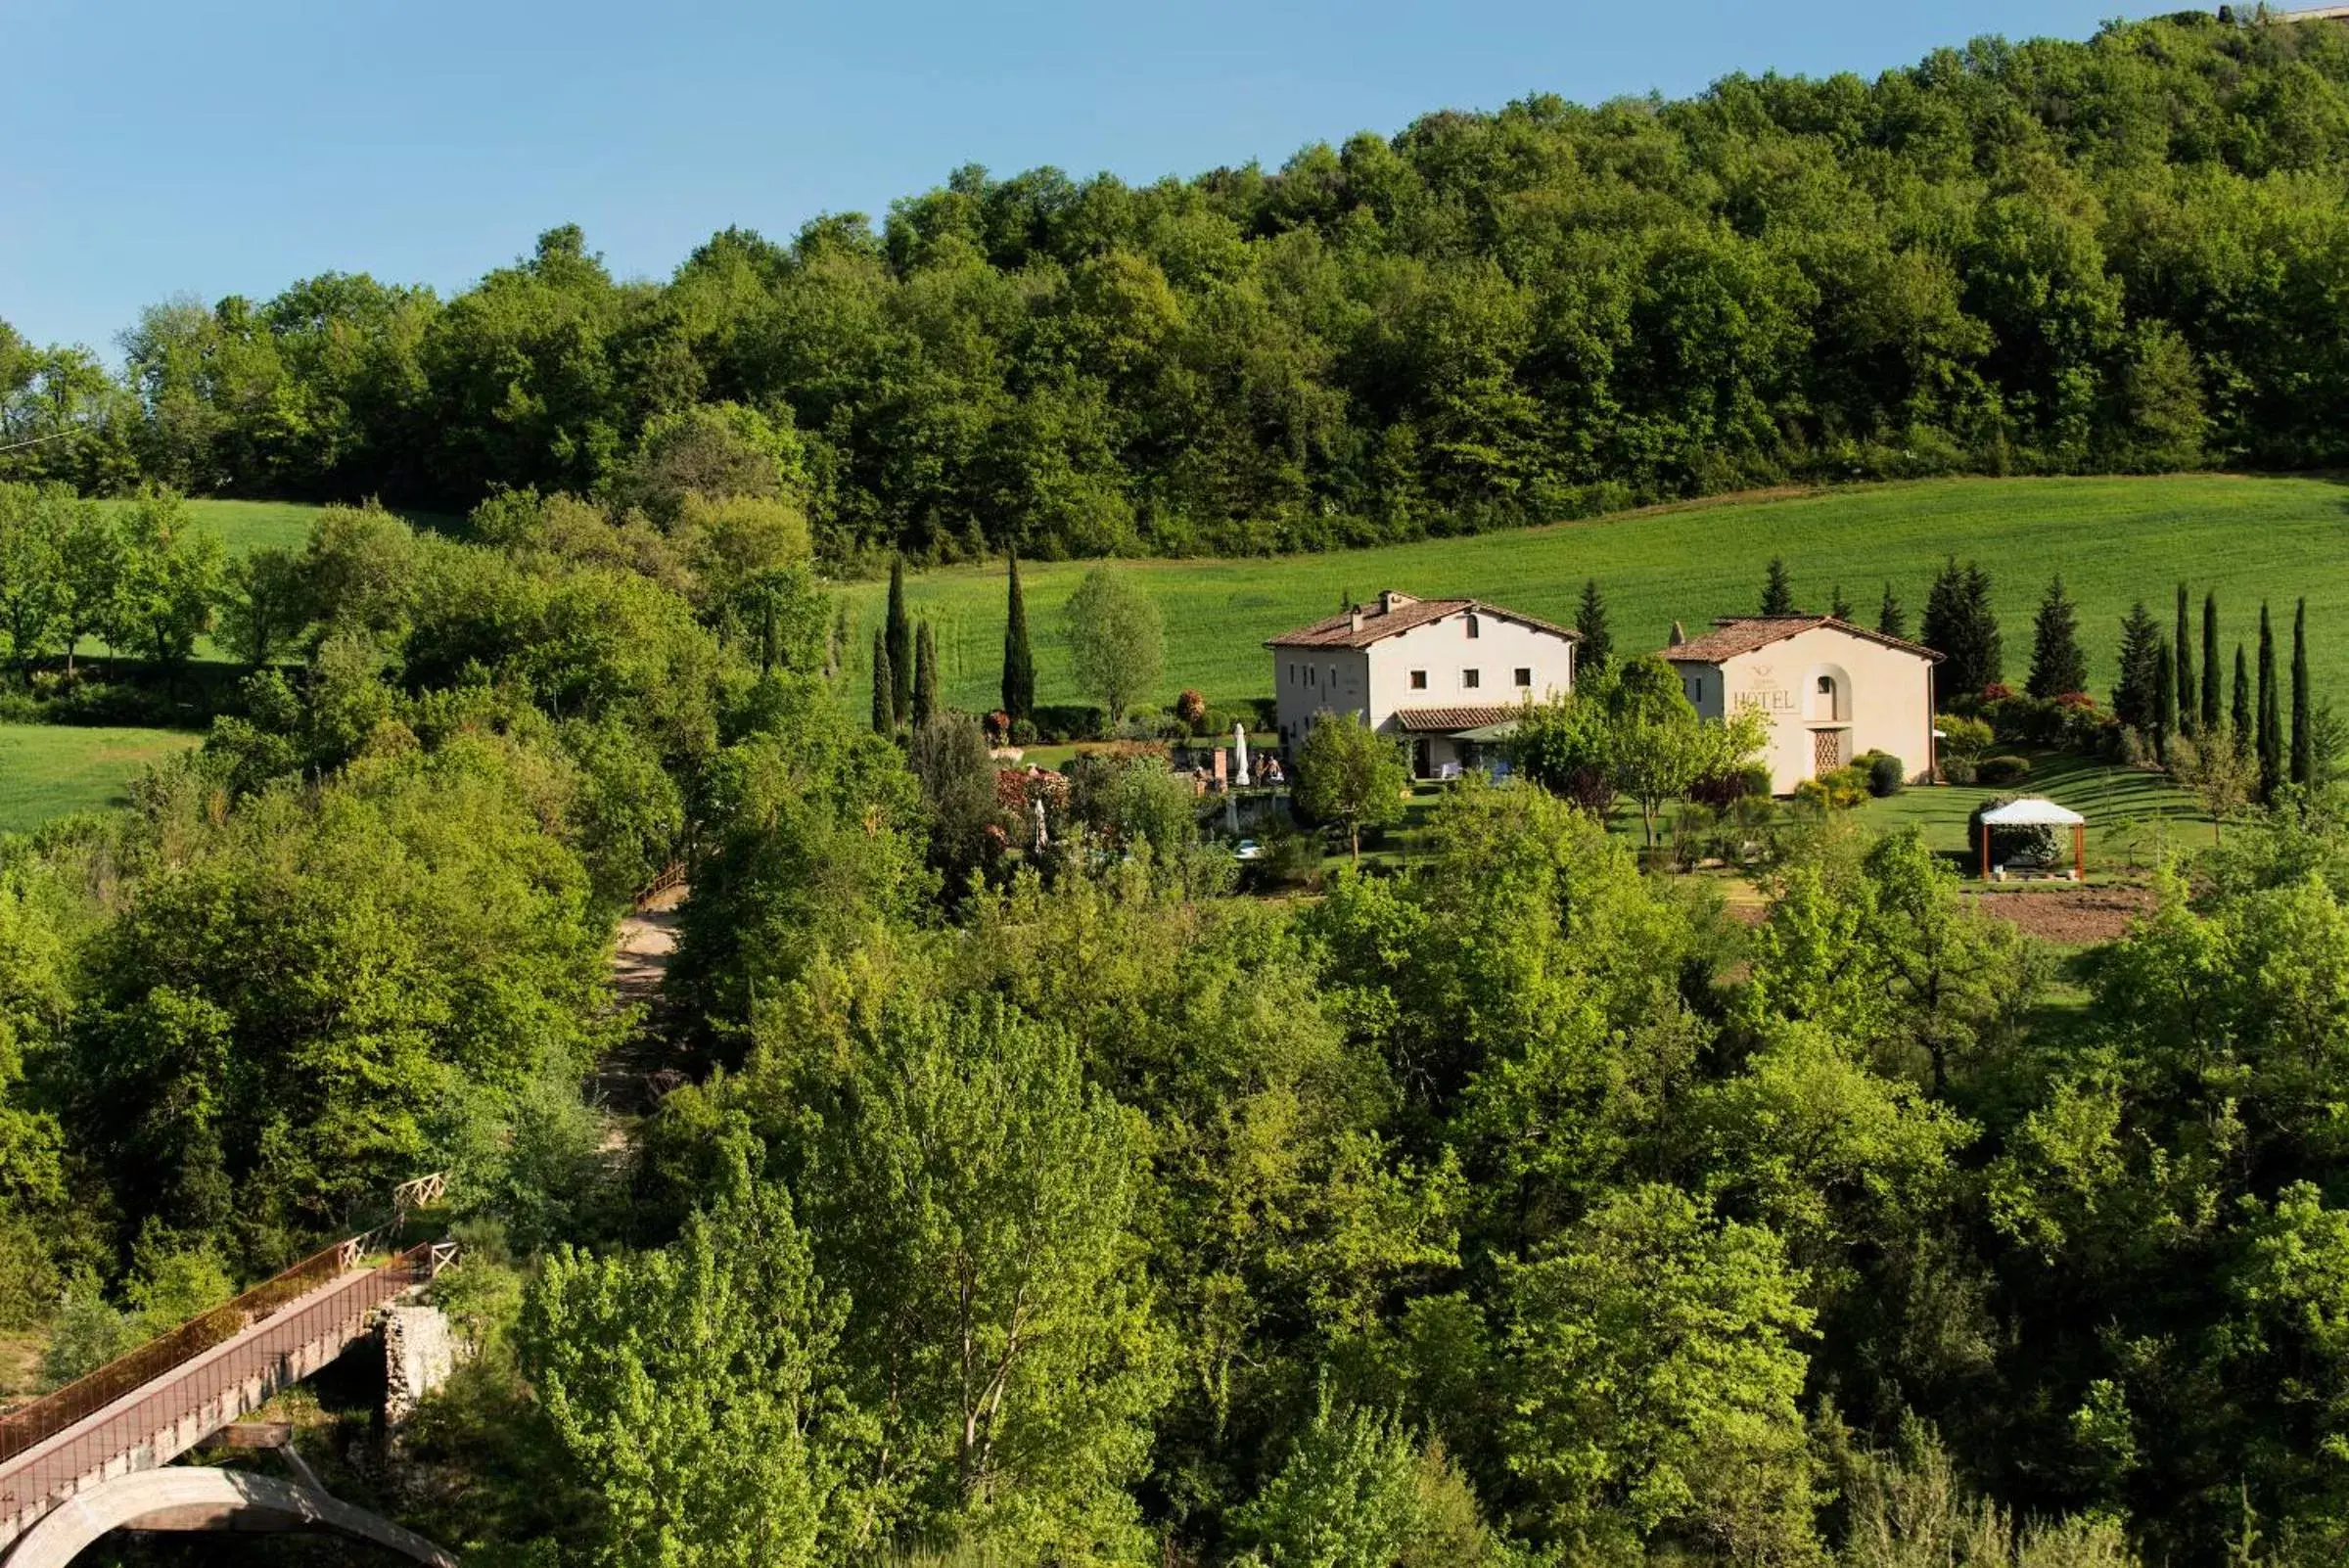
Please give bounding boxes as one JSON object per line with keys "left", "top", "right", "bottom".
{"left": 1853, "top": 748, "right": 2214, "bottom": 868}
{"left": 0, "top": 724, "right": 201, "bottom": 834}
{"left": 842, "top": 475, "right": 2349, "bottom": 717}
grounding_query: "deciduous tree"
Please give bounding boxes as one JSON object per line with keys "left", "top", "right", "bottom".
{"left": 523, "top": 1180, "right": 841, "bottom": 1568}
{"left": 215, "top": 545, "right": 306, "bottom": 669}
{"left": 1298, "top": 711, "right": 1408, "bottom": 862}
{"left": 1499, "top": 1184, "right": 1818, "bottom": 1560}
{"left": 1061, "top": 565, "right": 1162, "bottom": 727}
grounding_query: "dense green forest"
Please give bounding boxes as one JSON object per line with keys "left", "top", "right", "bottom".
{"left": 10, "top": 10, "right": 2349, "bottom": 560}
{"left": 0, "top": 458, "right": 2345, "bottom": 1564}
{"left": 16, "top": 9, "right": 2349, "bottom": 1566}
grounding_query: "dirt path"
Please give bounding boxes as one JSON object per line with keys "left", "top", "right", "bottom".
{"left": 595, "top": 885, "right": 689, "bottom": 1120}
{"left": 610, "top": 886, "right": 684, "bottom": 1003}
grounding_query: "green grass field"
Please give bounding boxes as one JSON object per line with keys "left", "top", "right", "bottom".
{"left": 100, "top": 497, "right": 456, "bottom": 559}
{"left": 842, "top": 475, "right": 2349, "bottom": 717}
{"left": 171, "top": 498, "right": 325, "bottom": 556}
{"left": 1851, "top": 748, "right": 2211, "bottom": 867}
{"left": 0, "top": 724, "right": 200, "bottom": 834}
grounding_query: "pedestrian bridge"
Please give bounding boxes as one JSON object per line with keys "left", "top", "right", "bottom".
{"left": 0, "top": 1216, "right": 456, "bottom": 1562}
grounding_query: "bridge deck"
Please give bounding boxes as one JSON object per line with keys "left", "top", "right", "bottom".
{"left": 0, "top": 1246, "right": 434, "bottom": 1548}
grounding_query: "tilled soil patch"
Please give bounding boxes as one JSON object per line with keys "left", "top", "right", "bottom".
{"left": 1960, "top": 886, "right": 2154, "bottom": 945}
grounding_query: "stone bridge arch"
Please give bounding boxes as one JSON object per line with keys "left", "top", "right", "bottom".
{"left": 1, "top": 1468, "right": 453, "bottom": 1567}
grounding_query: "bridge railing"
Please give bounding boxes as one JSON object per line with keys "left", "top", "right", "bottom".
{"left": 631, "top": 861, "right": 686, "bottom": 910}
{"left": 0, "top": 1239, "right": 358, "bottom": 1469}
{"left": 0, "top": 1243, "right": 442, "bottom": 1526}
{"left": 0, "top": 1165, "right": 454, "bottom": 1475}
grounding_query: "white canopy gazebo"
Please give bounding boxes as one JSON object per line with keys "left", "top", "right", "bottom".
{"left": 1976, "top": 798, "right": 2087, "bottom": 882}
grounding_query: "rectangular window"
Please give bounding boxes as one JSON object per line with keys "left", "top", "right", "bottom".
{"left": 1409, "top": 669, "right": 1429, "bottom": 690}
{"left": 1462, "top": 669, "right": 1482, "bottom": 690}
{"left": 1465, "top": 615, "right": 1481, "bottom": 639}
{"left": 1685, "top": 676, "right": 1702, "bottom": 703}
{"left": 1514, "top": 668, "right": 1533, "bottom": 687}
{"left": 1308, "top": 667, "right": 1316, "bottom": 687}
{"left": 1328, "top": 665, "right": 1339, "bottom": 688}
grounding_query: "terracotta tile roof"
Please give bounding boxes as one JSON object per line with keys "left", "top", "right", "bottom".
{"left": 1658, "top": 615, "right": 1942, "bottom": 665}
{"left": 1391, "top": 704, "right": 1526, "bottom": 733}
{"left": 1266, "top": 593, "right": 1579, "bottom": 650}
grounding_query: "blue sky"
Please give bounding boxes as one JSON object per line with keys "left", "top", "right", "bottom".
{"left": 3, "top": 0, "right": 2133, "bottom": 356}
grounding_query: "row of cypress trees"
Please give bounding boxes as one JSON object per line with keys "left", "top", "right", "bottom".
{"left": 873, "top": 554, "right": 1041, "bottom": 736}
{"left": 872, "top": 557, "right": 945, "bottom": 733}
{"left": 2058, "top": 578, "right": 2316, "bottom": 797}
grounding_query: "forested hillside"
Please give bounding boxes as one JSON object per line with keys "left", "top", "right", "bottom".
{"left": 10, "top": 11, "right": 2349, "bottom": 559}
{"left": 18, "top": 10, "right": 2349, "bottom": 1567}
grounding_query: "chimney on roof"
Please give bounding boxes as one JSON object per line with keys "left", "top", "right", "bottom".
{"left": 1350, "top": 609, "right": 1363, "bottom": 633}
{"left": 1379, "top": 589, "right": 1414, "bottom": 614}
{"left": 1669, "top": 621, "right": 1686, "bottom": 646}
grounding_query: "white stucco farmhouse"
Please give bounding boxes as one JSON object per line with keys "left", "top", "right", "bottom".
{"left": 1659, "top": 615, "right": 1942, "bottom": 795}
{"left": 1266, "top": 591, "right": 1579, "bottom": 776}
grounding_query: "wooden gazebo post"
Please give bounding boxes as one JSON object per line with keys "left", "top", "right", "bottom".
{"left": 1980, "top": 821, "right": 1992, "bottom": 882}
{"left": 2074, "top": 822, "right": 2086, "bottom": 882}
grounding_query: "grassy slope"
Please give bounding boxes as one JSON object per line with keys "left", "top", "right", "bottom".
{"left": 1853, "top": 747, "right": 2210, "bottom": 864}
{"left": 844, "top": 476, "right": 2349, "bottom": 716}
{"left": 0, "top": 725, "right": 201, "bottom": 833}
{"left": 170, "top": 498, "right": 324, "bottom": 557}
{"left": 4, "top": 501, "right": 309, "bottom": 832}
{"left": 102, "top": 497, "right": 453, "bottom": 558}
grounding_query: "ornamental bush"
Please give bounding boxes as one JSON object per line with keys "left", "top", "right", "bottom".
{"left": 1978, "top": 755, "right": 2033, "bottom": 786}
{"left": 1857, "top": 751, "right": 1906, "bottom": 797}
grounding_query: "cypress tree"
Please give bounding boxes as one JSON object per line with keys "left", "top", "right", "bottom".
{"left": 1761, "top": 556, "right": 1797, "bottom": 616}
{"left": 912, "top": 620, "right": 939, "bottom": 728}
{"left": 886, "top": 555, "right": 913, "bottom": 722}
{"left": 2201, "top": 590, "right": 2222, "bottom": 734}
{"left": 2258, "top": 602, "right": 2282, "bottom": 799}
{"left": 2292, "top": 596, "right": 2313, "bottom": 787}
{"left": 871, "top": 627, "right": 895, "bottom": 734}
{"left": 2175, "top": 583, "right": 2195, "bottom": 737}
{"left": 1001, "top": 553, "right": 1036, "bottom": 722}
{"left": 2113, "top": 600, "right": 2163, "bottom": 730}
{"left": 1829, "top": 583, "right": 1855, "bottom": 622}
{"left": 1877, "top": 581, "right": 1908, "bottom": 641}
{"left": 1575, "top": 578, "right": 1614, "bottom": 674}
{"left": 2234, "top": 643, "right": 2253, "bottom": 754}
{"left": 2027, "top": 575, "right": 2087, "bottom": 699}
{"left": 2154, "top": 637, "right": 2177, "bottom": 761}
